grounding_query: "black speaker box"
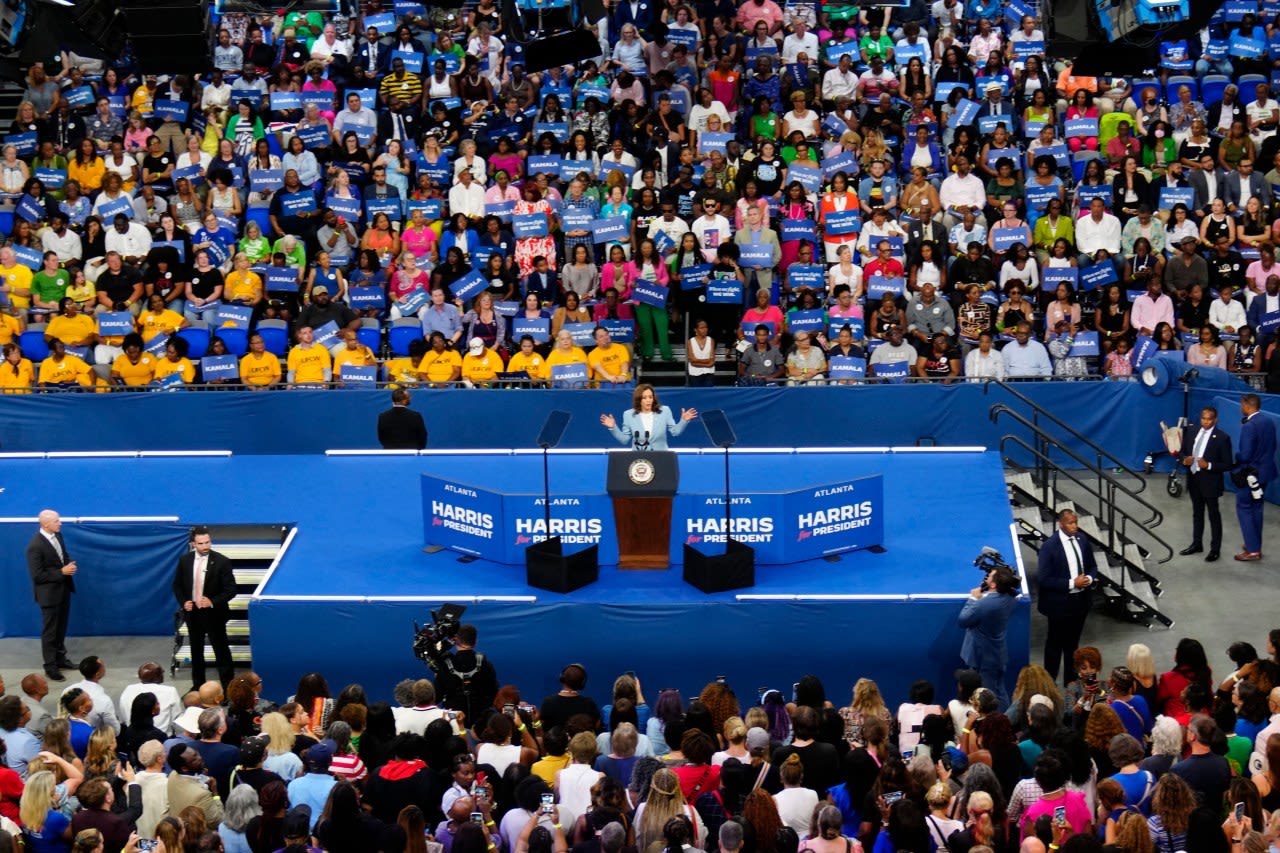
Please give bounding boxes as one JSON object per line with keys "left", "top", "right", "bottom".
{"left": 526, "top": 537, "right": 599, "bottom": 593}
{"left": 683, "top": 539, "right": 756, "bottom": 593}
{"left": 121, "top": 0, "right": 207, "bottom": 36}
{"left": 130, "top": 35, "right": 213, "bottom": 75}
{"left": 522, "top": 30, "right": 600, "bottom": 73}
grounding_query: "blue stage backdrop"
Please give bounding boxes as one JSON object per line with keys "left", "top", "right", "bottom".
{"left": 0, "top": 383, "right": 1184, "bottom": 467}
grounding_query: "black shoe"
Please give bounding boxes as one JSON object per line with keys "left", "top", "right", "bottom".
{"left": 45, "top": 668, "right": 65, "bottom": 681}
{"left": 1179, "top": 545, "right": 1203, "bottom": 556}
{"left": 56, "top": 658, "right": 75, "bottom": 669}
{"left": 1206, "top": 550, "right": 1220, "bottom": 562}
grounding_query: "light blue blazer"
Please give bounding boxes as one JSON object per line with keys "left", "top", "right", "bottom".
{"left": 609, "top": 408, "right": 688, "bottom": 450}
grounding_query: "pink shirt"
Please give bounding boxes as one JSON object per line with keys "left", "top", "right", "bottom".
{"left": 737, "top": 0, "right": 784, "bottom": 32}
{"left": 390, "top": 269, "right": 430, "bottom": 301}
{"left": 1131, "top": 292, "right": 1174, "bottom": 333}
{"left": 402, "top": 226, "right": 437, "bottom": 260}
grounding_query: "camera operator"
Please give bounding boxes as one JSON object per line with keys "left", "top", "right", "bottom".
{"left": 435, "top": 624, "right": 499, "bottom": 721}
{"left": 958, "top": 563, "right": 1020, "bottom": 708}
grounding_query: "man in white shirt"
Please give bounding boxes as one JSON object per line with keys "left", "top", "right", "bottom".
{"left": 647, "top": 202, "right": 691, "bottom": 245}
{"left": 392, "top": 679, "right": 463, "bottom": 735}
{"left": 782, "top": 18, "right": 820, "bottom": 65}
{"left": 1074, "top": 197, "right": 1121, "bottom": 265}
{"left": 119, "top": 661, "right": 182, "bottom": 734}
{"left": 1246, "top": 82, "right": 1278, "bottom": 147}
{"left": 691, "top": 198, "right": 732, "bottom": 262}
{"left": 931, "top": 0, "right": 964, "bottom": 30}
{"left": 61, "top": 656, "right": 121, "bottom": 733}
{"left": 822, "top": 54, "right": 857, "bottom": 103}
{"left": 201, "top": 70, "right": 231, "bottom": 116}
{"left": 41, "top": 214, "right": 82, "bottom": 264}
{"left": 103, "top": 214, "right": 153, "bottom": 266}
{"left": 448, "top": 169, "right": 486, "bottom": 220}
{"left": 939, "top": 157, "right": 986, "bottom": 227}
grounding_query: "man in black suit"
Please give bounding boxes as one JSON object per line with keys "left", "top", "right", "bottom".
{"left": 172, "top": 527, "right": 238, "bottom": 688}
{"left": 25, "top": 509, "right": 75, "bottom": 681}
{"left": 378, "top": 389, "right": 428, "bottom": 449}
{"left": 1037, "top": 509, "right": 1097, "bottom": 684}
{"left": 1179, "top": 406, "right": 1234, "bottom": 562}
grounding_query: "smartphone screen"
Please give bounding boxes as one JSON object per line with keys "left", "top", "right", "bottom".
{"left": 883, "top": 791, "right": 903, "bottom": 805}
{"left": 1054, "top": 805, "right": 1066, "bottom": 822}
{"left": 1234, "top": 802, "right": 1245, "bottom": 822}
{"left": 470, "top": 812, "right": 484, "bottom": 824}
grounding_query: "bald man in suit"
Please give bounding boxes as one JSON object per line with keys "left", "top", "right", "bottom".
{"left": 25, "top": 509, "right": 76, "bottom": 680}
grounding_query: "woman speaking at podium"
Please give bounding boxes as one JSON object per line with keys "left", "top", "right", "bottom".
{"left": 600, "top": 383, "right": 698, "bottom": 450}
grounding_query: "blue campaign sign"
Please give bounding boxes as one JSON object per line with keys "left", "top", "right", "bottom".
{"left": 12, "top": 245, "right": 41, "bottom": 270}
{"left": 266, "top": 267, "right": 300, "bottom": 292}
{"left": 1042, "top": 267, "right": 1079, "bottom": 292}
{"left": 99, "top": 195, "right": 133, "bottom": 220}
{"left": 421, "top": 475, "right": 506, "bottom": 558}
{"left": 512, "top": 213, "right": 549, "bottom": 239}
{"left": 977, "top": 115, "right": 1011, "bottom": 137}
{"left": 677, "top": 263, "right": 712, "bottom": 290}
{"left": 340, "top": 364, "right": 378, "bottom": 386}
{"left": 1225, "top": 0, "right": 1257, "bottom": 20}
{"left": 269, "top": 92, "right": 302, "bottom": 111}
{"left": 365, "top": 198, "right": 399, "bottom": 220}
{"left": 486, "top": 200, "right": 516, "bottom": 222}
{"left": 155, "top": 372, "right": 185, "bottom": 389}
{"left": 1065, "top": 117, "right": 1099, "bottom": 138}
{"left": 251, "top": 169, "right": 284, "bottom": 192}
{"left": 64, "top": 86, "right": 95, "bottom": 109}
{"left": 172, "top": 163, "right": 203, "bottom": 185}
{"left": 598, "top": 159, "right": 636, "bottom": 182}
{"left": 452, "top": 270, "right": 488, "bottom": 302}
{"left": 527, "top": 154, "right": 560, "bottom": 176}
{"left": 408, "top": 199, "right": 443, "bottom": 220}
{"left": 15, "top": 195, "right": 45, "bottom": 223}
{"left": 365, "top": 11, "right": 397, "bottom": 31}
{"left": 154, "top": 240, "right": 186, "bottom": 263}
{"left": 742, "top": 321, "right": 776, "bottom": 340}
{"left": 551, "top": 361, "right": 590, "bottom": 387}
{"left": 154, "top": 100, "right": 189, "bottom": 122}
{"left": 698, "top": 131, "right": 733, "bottom": 154}
{"left": 396, "top": 289, "right": 428, "bottom": 316}
{"left": 312, "top": 320, "right": 341, "bottom": 350}
{"left": 1066, "top": 331, "right": 1100, "bottom": 357}
{"left": 575, "top": 85, "right": 610, "bottom": 108}
{"left": 200, "top": 354, "right": 240, "bottom": 380}
{"left": 991, "top": 227, "right": 1029, "bottom": 252}
{"left": 106, "top": 96, "right": 125, "bottom": 116}
{"left": 1080, "top": 262, "right": 1118, "bottom": 291}
{"left": 895, "top": 43, "right": 928, "bottom": 64}
{"left": 562, "top": 322, "right": 595, "bottom": 347}
{"left": 665, "top": 27, "right": 698, "bottom": 48}
{"left": 784, "top": 474, "right": 884, "bottom": 560}
{"left": 559, "top": 160, "right": 591, "bottom": 182}
{"left": 34, "top": 167, "right": 66, "bottom": 190}
{"left": 391, "top": 50, "right": 425, "bottom": 73}
{"left": 1037, "top": 143, "right": 1069, "bottom": 169}
{"left": 652, "top": 230, "right": 676, "bottom": 255}
{"left": 502, "top": 492, "right": 617, "bottom": 565}
{"left": 1012, "top": 40, "right": 1044, "bottom": 59}
{"left": 824, "top": 40, "right": 858, "bottom": 61}
{"left": 345, "top": 88, "right": 377, "bottom": 106}
{"left": 867, "top": 275, "right": 905, "bottom": 298}
{"left": 673, "top": 491, "right": 787, "bottom": 564}
{"left": 949, "top": 98, "right": 980, "bottom": 128}
{"left": 821, "top": 112, "right": 847, "bottom": 139}
{"left": 590, "top": 217, "right": 629, "bottom": 244}
{"left": 326, "top": 195, "right": 361, "bottom": 221}
{"left": 296, "top": 124, "right": 329, "bottom": 150}
{"left": 631, "top": 280, "right": 668, "bottom": 308}
{"left": 788, "top": 264, "right": 825, "bottom": 291}
{"left": 1231, "top": 37, "right": 1266, "bottom": 58}
{"left": 789, "top": 309, "right": 826, "bottom": 333}
{"left": 1024, "top": 120, "right": 1047, "bottom": 139}
{"left": 5, "top": 132, "right": 35, "bottom": 157}
{"left": 1024, "top": 184, "right": 1060, "bottom": 212}
{"left": 788, "top": 165, "right": 823, "bottom": 193}
{"left": 347, "top": 286, "right": 385, "bottom": 308}
{"left": 1258, "top": 310, "right": 1280, "bottom": 337}
{"left": 495, "top": 300, "right": 520, "bottom": 318}
{"left": 740, "top": 244, "right": 775, "bottom": 269}
{"left": 418, "top": 161, "right": 450, "bottom": 185}
{"left": 1129, "top": 334, "right": 1156, "bottom": 370}
{"left": 281, "top": 191, "right": 318, "bottom": 216}
{"left": 829, "top": 318, "right": 865, "bottom": 339}
{"left": 1159, "top": 186, "right": 1195, "bottom": 210}
{"left": 600, "top": 319, "right": 635, "bottom": 343}
{"left": 1076, "top": 185, "right": 1111, "bottom": 208}
{"left": 533, "top": 122, "right": 569, "bottom": 142}
{"left": 872, "top": 361, "right": 909, "bottom": 382}
{"left": 823, "top": 209, "right": 861, "bottom": 236}
{"left": 144, "top": 335, "right": 171, "bottom": 357}
{"left": 745, "top": 43, "right": 780, "bottom": 63}
{"left": 822, "top": 151, "right": 860, "bottom": 179}
{"left": 215, "top": 303, "right": 253, "bottom": 328}
{"left": 97, "top": 312, "right": 133, "bottom": 336}
{"left": 512, "top": 317, "right": 551, "bottom": 342}
{"left": 561, "top": 208, "right": 594, "bottom": 230}
{"left": 782, "top": 219, "right": 816, "bottom": 242}
{"left": 934, "top": 82, "right": 967, "bottom": 105}
{"left": 706, "top": 277, "right": 743, "bottom": 304}
{"left": 828, "top": 355, "right": 866, "bottom": 379}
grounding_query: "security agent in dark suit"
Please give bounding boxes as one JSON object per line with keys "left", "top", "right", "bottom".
{"left": 1179, "top": 406, "right": 1234, "bottom": 562}
{"left": 26, "top": 509, "right": 76, "bottom": 681}
{"left": 1037, "top": 509, "right": 1097, "bottom": 684}
{"left": 1234, "top": 393, "right": 1278, "bottom": 561}
{"left": 378, "top": 388, "right": 428, "bottom": 449}
{"left": 172, "top": 526, "right": 238, "bottom": 688}
{"left": 958, "top": 564, "right": 1020, "bottom": 707}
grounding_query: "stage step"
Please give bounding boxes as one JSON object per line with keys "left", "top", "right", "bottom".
{"left": 172, "top": 644, "right": 255, "bottom": 665}
{"left": 177, "top": 619, "right": 252, "bottom": 639}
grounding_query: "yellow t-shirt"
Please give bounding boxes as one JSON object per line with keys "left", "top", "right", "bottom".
{"left": 334, "top": 345, "right": 377, "bottom": 374}
{"left": 2, "top": 264, "right": 34, "bottom": 310}
{"left": 111, "top": 353, "right": 158, "bottom": 386}
{"left": 0, "top": 357, "right": 34, "bottom": 393}
{"left": 225, "top": 270, "right": 263, "bottom": 305}
{"left": 38, "top": 354, "right": 91, "bottom": 385}
{"left": 506, "top": 350, "right": 548, "bottom": 381}
{"left": 588, "top": 344, "right": 630, "bottom": 383}
{"left": 153, "top": 357, "right": 195, "bottom": 383}
{"left": 286, "top": 344, "right": 332, "bottom": 383}
{"left": 383, "top": 356, "right": 425, "bottom": 384}
{"left": 531, "top": 753, "right": 571, "bottom": 787}
{"left": 420, "top": 349, "right": 462, "bottom": 383}
{"left": 45, "top": 314, "right": 98, "bottom": 345}
{"left": 240, "top": 351, "right": 282, "bottom": 386}
{"left": 0, "top": 313, "right": 21, "bottom": 346}
{"left": 139, "top": 309, "right": 185, "bottom": 342}
{"left": 546, "top": 347, "right": 587, "bottom": 372}
{"left": 462, "top": 348, "right": 504, "bottom": 383}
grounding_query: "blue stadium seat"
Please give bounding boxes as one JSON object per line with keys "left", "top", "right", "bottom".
{"left": 256, "top": 319, "right": 288, "bottom": 355}
{"left": 0, "top": 210, "right": 13, "bottom": 239}
{"left": 389, "top": 318, "right": 423, "bottom": 356}
{"left": 217, "top": 327, "right": 248, "bottom": 356}
{"left": 245, "top": 207, "right": 273, "bottom": 240}
{"left": 20, "top": 325, "right": 48, "bottom": 362}
{"left": 1072, "top": 150, "right": 1102, "bottom": 182}
{"left": 1165, "top": 75, "right": 1197, "bottom": 102}
{"left": 1200, "top": 75, "right": 1230, "bottom": 106}
{"left": 1131, "top": 78, "right": 1160, "bottom": 106}
{"left": 1238, "top": 74, "right": 1269, "bottom": 96}
{"left": 177, "top": 323, "right": 210, "bottom": 360}
{"left": 357, "top": 318, "right": 381, "bottom": 352}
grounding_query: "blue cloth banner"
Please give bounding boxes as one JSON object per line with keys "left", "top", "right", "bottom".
{"left": 740, "top": 244, "right": 775, "bottom": 269}
{"left": 452, "top": 270, "right": 488, "bottom": 302}
{"left": 782, "top": 219, "right": 816, "bottom": 241}
{"left": 1042, "top": 267, "right": 1078, "bottom": 291}
{"left": 296, "top": 124, "right": 329, "bottom": 150}
{"left": 365, "top": 11, "right": 396, "bottom": 31}
{"left": 391, "top": 51, "right": 425, "bottom": 73}
{"left": 15, "top": 195, "right": 45, "bottom": 223}
{"left": 97, "top": 312, "right": 133, "bottom": 336}
{"left": 789, "top": 309, "right": 825, "bottom": 332}
{"left": 1065, "top": 117, "right": 1099, "bottom": 138}
{"left": 270, "top": 92, "right": 303, "bottom": 111}
{"left": 201, "top": 354, "right": 240, "bottom": 379}
{"left": 513, "top": 213, "right": 549, "bottom": 239}
{"left": 266, "top": 267, "right": 301, "bottom": 292}
{"left": 823, "top": 151, "right": 860, "bottom": 179}
{"left": 677, "top": 263, "right": 712, "bottom": 289}
{"left": 34, "top": 167, "right": 67, "bottom": 190}
{"left": 1066, "top": 331, "right": 1100, "bottom": 357}
{"left": 341, "top": 364, "right": 378, "bottom": 385}
{"left": 326, "top": 196, "right": 361, "bottom": 221}
{"left": 251, "top": 169, "right": 284, "bottom": 192}
{"left": 1159, "top": 186, "right": 1195, "bottom": 210}
{"left": 867, "top": 275, "right": 905, "bottom": 298}
{"left": 990, "top": 227, "right": 1028, "bottom": 252}
{"left": 13, "top": 245, "right": 42, "bottom": 270}
{"left": 590, "top": 217, "right": 629, "bottom": 244}
{"left": 512, "top": 317, "right": 550, "bottom": 342}
{"left": 348, "top": 286, "right": 385, "bottom": 308}
{"left": 366, "top": 198, "right": 400, "bottom": 220}
{"left": 561, "top": 323, "right": 595, "bottom": 346}
{"left": 631, "top": 280, "right": 667, "bottom": 308}
{"left": 5, "top": 132, "right": 35, "bottom": 157}
{"left": 828, "top": 355, "right": 866, "bottom": 379}
{"left": 1080, "top": 262, "right": 1117, "bottom": 291}
{"left": 788, "top": 264, "right": 825, "bottom": 290}
{"left": 215, "top": 303, "right": 253, "bottom": 328}
{"left": 706, "top": 277, "right": 743, "bottom": 303}
{"left": 824, "top": 210, "right": 861, "bottom": 236}
{"left": 282, "top": 191, "right": 318, "bottom": 216}
{"left": 949, "top": 98, "right": 980, "bottom": 128}
{"left": 789, "top": 165, "right": 823, "bottom": 193}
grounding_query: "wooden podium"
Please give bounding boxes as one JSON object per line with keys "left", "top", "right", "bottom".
{"left": 606, "top": 451, "right": 679, "bottom": 569}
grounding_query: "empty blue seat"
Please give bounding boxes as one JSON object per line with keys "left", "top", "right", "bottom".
{"left": 216, "top": 327, "right": 248, "bottom": 356}
{"left": 19, "top": 327, "right": 48, "bottom": 362}
{"left": 177, "top": 324, "right": 210, "bottom": 360}
{"left": 357, "top": 319, "right": 381, "bottom": 352}
{"left": 1238, "top": 73, "right": 1268, "bottom": 95}
{"left": 256, "top": 319, "right": 288, "bottom": 355}
{"left": 389, "top": 319, "right": 423, "bottom": 356}
{"left": 1200, "top": 74, "right": 1230, "bottom": 106}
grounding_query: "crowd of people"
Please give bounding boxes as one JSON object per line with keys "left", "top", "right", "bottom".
{"left": 7, "top": 0, "right": 1280, "bottom": 390}
{"left": 2, "top": 628, "right": 1280, "bottom": 853}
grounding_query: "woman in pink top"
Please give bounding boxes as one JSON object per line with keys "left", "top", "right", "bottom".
{"left": 300, "top": 63, "right": 337, "bottom": 123}
{"left": 1186, "top": 324, "right": 1228, "bottom": 369}
{"left": 599, "top": 244, "right": 636, "bottom": 301}
{"left": 489, "top": 137, "right": 524, "bottom": 182}
{"left": 389, "top": 252, "right": 431, "bottom": 318}
{"left": 1245, "top": 244, "right": 1276, "bottom": 303}
{"left": 1019, "top": 755, "right": 1091, "bottom": 841}
{"left": 1065, "top": 90, "right": 1099, "bottom": 153}
{"left": 741, "top": 286, "right": 785, "bottom": 345}
{"left": 400, "top": 208, "right": 438, "bottom": 264}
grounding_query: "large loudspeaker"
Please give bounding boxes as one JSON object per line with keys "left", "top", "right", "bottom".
{"left": 522, "top": 30, "right": 601, "bottom": 73}
{"left": 526, "top": 537, "right": 599, "bottom": 593}
{"left": 683, "top": 539, "right": 756, "bottom": 594}
{"left": 122, "top": 0, "right": 212, "bottom": 74}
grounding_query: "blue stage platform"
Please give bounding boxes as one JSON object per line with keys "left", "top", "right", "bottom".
{"left": 0, "top": 450, "right": 1026, "bottom": 705}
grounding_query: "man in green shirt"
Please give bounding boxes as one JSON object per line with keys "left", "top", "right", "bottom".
{"left": 31, "top": 251, "right": 70, "bottom": 319}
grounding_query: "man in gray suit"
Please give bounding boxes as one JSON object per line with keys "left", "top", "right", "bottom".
{"left": 1224, "top": 157, "right": 1272, "bottom": 215}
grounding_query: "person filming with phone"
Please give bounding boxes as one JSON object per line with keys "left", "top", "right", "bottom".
{"left": 958, "top": 562, "right": 1020, "bottom": 707}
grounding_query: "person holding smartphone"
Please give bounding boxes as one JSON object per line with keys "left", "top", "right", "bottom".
{"left": 957, "top": 565, "right": 1020, "bottom": 708}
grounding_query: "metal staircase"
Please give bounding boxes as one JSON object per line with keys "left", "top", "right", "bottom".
{"left": 987, "top": 382, "right": 1175, "bottom": 629}
{"left": 170, "top": 524, "right": 290, "bottom": 682}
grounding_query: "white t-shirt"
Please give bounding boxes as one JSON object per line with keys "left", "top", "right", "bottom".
{"left": 774, "top": 786, "right": 820, "bottom": 837}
